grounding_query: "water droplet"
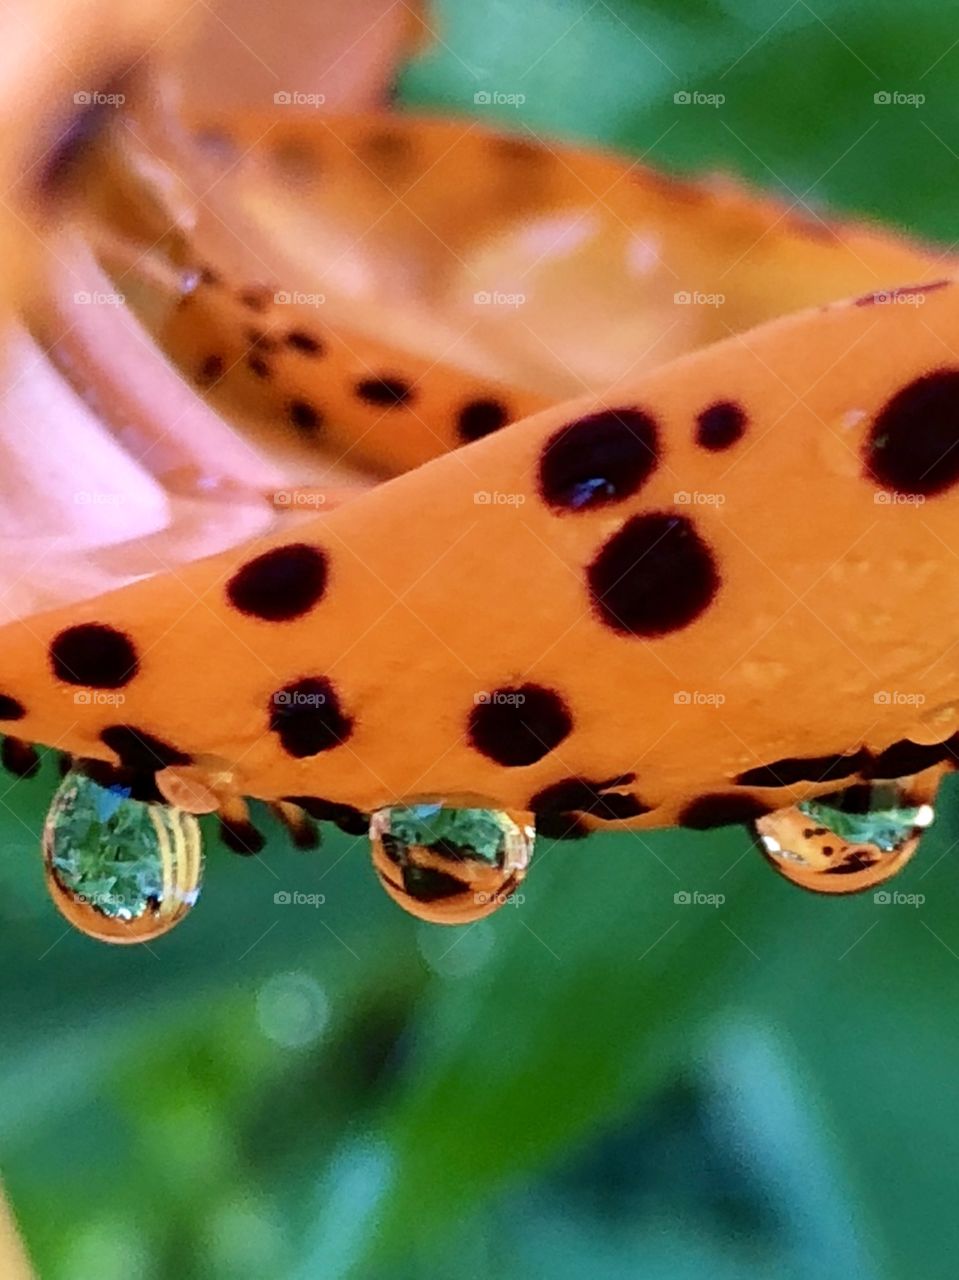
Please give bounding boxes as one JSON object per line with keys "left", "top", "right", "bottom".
{"left": 42, "top": 771, "right": 203, "bottom": 943}
{"left": 369, "top": 804, "right": 534, "bottom": 924}
{"left": 755, "top": 781, "right": 934, "bottom": 894}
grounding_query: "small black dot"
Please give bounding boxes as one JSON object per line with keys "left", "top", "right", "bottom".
{"left": 269, "top": 678, "right": 353, "bottom": 757}
{"left": 200, "top": 266, "right": 221, "bottom": 286}
{"left": 50, "top": 624, "right": 139, "bottom": 688}
{"left": 227, "top": 543, "right": 328, "bottom": 622}
{"left": 247, "top": 354, "right": 271, "bottom": 379}
{"left": 355, "top": 376, "right": 414, "bottom": 408}
{"left": 100, "top": 725, "right": 192, "bottom": 771}
{"left": 457, "top": 398, "right": 510, "bottom": 443}
{"left": 246, "top": 328, "right": 277, "bottom": 350}
{"left": 865, "top": 370, "right": 959, "bottom": 496}
{"left": 587, "top": 513, "right": 720, "bottom": 637}
{"left": 539, "top": 408, "right": 660, "bottom": 510}
{"left": 288, "top": 400, "right": 322, "bottom": 432}
{"left": 285, "top": 330, "right": 324, "bottom": 355}
{"left": 679, "top": 793, "right": 769, "bottom": 829}
{"left": 696, "top": 401, "right": 747, "bottom": 451}
{"left": 0, "top": 695, "right": 25, "bottom": 721}
{"left": 468, "top": 684, "right": 572, "bottom": 767}
{"left": 197, "top": 354, "right": 225, "bottom": 386}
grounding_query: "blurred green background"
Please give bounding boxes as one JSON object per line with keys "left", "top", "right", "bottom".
{"left": 6, "top": 0, "right": 959, "bottom": 1276}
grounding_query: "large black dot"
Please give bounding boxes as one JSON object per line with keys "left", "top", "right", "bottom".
{"left": 457, "top": 398, "right": 510, "bottom": 443}
{"left": 468, "top": 684, "right": 572, "bottom": 767}
{"left": 269, "top": 678, "right": 353, "bottom": 757}
{"left": 227, "top": 543, "right": 328, "bottom": 622}
{"left": 696, "top": 401, "right": 747, "bottom": 451}
{"left": 100, "top": 725, "right": 192, "bottom": 772}
{"left": 587, "top": 513, "right": 719, "bottom": 636}
{"left": 538, "top": 408, "right": 659, "bottom": 511}
{"left": 865, "top": 370, "right": 959, "bottom": 496}
{"left": 50, "top": 624, "right": 139, "bottom": 688}
{"left": 0, "top": 695, "right": 25, "bottom": 721}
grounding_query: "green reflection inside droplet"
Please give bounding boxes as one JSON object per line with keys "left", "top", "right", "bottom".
{"left": 49, "top": 775, "right": 165, "bottom": 920}
{"left": 386, "top": 805, "right": 512, "bottom": 865}
{"left": 798, "top": 789, "right": 924, "bottom": 854}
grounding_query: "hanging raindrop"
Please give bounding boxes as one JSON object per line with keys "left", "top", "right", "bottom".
{"left": 42, "top": 771, "right": 203, "bottom": 943}
{"left": 755, "top": 781, "right": 935, "bottom": 894}
{"left": 369, "top": 803, "right": 535, "bottom": 924}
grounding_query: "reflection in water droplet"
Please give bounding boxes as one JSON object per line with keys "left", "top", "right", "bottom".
{"left": 369, "top": 804, "right": 534, "bottom": 924}
{"left": 43, "top": 771, "right": 203, "bottom": 943}
{"left": 755, "top": 781, "right": 934, "bottom": 894}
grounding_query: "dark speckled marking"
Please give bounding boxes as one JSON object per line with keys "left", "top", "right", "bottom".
{"left": 736, "top": 749, "right": 868, "bottom": 788}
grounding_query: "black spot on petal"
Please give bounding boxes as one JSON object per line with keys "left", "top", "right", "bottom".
{"left": 866, "top": 370, "right": 959, "bottom": 496}
{"left": 99, "top": 725, "right": 192, "bottom": 772}
{"left": 50, "top": 624, "right": 139, "bottom": 689}
{"left": 355, "top": 376, "right": 414, "bottom": 408}
{"left": 869, "top": 738, "right": 952, "bottom": 779}
{"left": 736, "top": 749, "right": 868, "bottom": 788}
{"left": 285, "top": 330, "right": 324, "bottom": 355}
{"left": 588, "top": 513, "right": 719, "bottom": 636}
{"left": 1, "top": 737, "right": 40, "bottom": 779}
{"left": 220, "top": 817, "right": 265, "bottom": 855}
{"left": 457, "top": 398, "right": 510, "bottom": 443}
{"left": 679, "top": 793, "right": 769, "bottom": 830}
{"left": 539, "top": 408, "right": 659, "bottom": 511}
{"left": 227, "top": 543, "right": 328, "bottom": 622}
{"left": 0, "top": 695, "right": 25, "bottom": 721}
{"left": 468, "top": 684, "right": 572, "bottom": 767}
{"left": 269, "top": 678, "right": 353, "bottom": 757}
{"left": 288, "top": 400, "right": 322, "bottom": 433}
{"left": 696, "top": 401, "right": 746, "bottom": 451}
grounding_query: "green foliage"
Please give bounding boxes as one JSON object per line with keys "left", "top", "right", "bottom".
{"left": 5, "top": 3, "right": 959, "bottom": 1278}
